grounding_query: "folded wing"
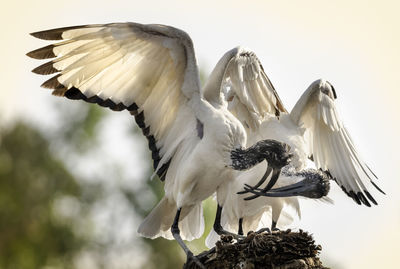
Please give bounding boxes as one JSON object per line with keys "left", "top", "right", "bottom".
{"left": 27, "top": 23, "right": 201, "bottom": 180}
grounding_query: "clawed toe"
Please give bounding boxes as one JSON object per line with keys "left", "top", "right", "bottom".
{"left": 256, "top": 227, "right": 271, "bottom": 234}
{"left": 186, "top": 252, "right": 206, "bottom": 269}
{"left": 235, "top": 234, "right": 245, "bottom": 241}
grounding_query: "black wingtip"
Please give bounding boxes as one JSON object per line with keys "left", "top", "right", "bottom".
{"left": 357, "top": 192, "right": 371, "bottom": 207}
{"left": 371, "top": 181, "right": 386, "bottom": 195}
{"left": 331, "top": 86, "right": 337, "bottom": 99}
{"left": 29, "top": 25, "right": 94, "bottom": 40}
{"left": 365, "top": 191, "right": 378, "bottom": 205}
{"left": 366, "top": 164, "right": 379, "bottom": 179}
{"left": 29, "top": 26, "right": 76, "bottom": 40}
{"left": 26, "top": 45, "right": 56, "bottom": 60}
{"left": 349, "top": 190, "right": 362, "bottom": 205}
{"left": 30, "top": 30, "right": 64, "bottom": 41}
{"left": 32, "top": 61, "right": 58, "bottom": 75}
{"left": 327, "top": 81, "right": 337, "bottom": 99}
{"left": 41, "top": 74, "right": 63, "bottom": 89}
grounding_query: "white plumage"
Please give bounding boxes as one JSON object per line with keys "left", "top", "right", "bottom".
{"left": 27, "top": 22, "right": 291, "bottom": 266}
{"left": 207, "top": 114, "right": 305, "bottom": 247}
{"left": 28, "top": 23, "right": 382, "bottom": 263}
{"left": 290, "top": 79, "right": 382, "bottom": 205}
{"left": 206, "top": 79, "right": 383, "bottom": 248}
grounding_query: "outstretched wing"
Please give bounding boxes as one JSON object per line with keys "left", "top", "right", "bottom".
{"left": 218, "top": 47, "right": 286, "bottom": 131}
{"left": 27, "top": 22, "right": 201, "bottom": 180}
{"left": 290, "top": 79, "right": 383, "bottom": 206}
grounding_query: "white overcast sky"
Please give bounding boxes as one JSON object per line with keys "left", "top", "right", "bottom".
{"left": 1, "top": 0, "right": 400, "bottom": 268}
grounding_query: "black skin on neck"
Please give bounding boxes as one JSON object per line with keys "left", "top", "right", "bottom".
{"left": 230, "top": 139, "right": 291, "bottom": 171}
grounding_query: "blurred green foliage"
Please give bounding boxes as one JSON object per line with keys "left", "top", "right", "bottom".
{"left": 0, "top": 101, "right": 217, "bottom": 269}
{"left": 0, "top": 122, "right": 84, "bottom": 269}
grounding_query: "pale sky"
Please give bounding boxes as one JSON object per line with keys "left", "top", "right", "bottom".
{"left": 1, "top": 0, "right": 400, "bottom": 268}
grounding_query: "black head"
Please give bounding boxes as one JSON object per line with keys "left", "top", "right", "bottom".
{"left": 296, "top": 169, "right": 331, "bottom": 198}
{"left": 260, "top": 168, "right": 331, "bottom": 199}
{"left": 256, "top": 139, "right": 292, "bottom": 168}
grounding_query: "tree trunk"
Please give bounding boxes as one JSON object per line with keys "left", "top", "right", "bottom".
{"left": 185, "top": 230, "right": 329, "bottom": 269}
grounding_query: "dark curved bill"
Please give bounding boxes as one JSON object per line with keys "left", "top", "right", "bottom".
{"left": 243, "top": 177, "right": 329, "bottom": 199}
{"left": 241, "top": 168, "right": 282, "bottom": 201}
{"left": 237, "top": 166, "right": 273, "bottom": 195}
{"left": 261, "top": 168, "right": 281, "bottom": 192}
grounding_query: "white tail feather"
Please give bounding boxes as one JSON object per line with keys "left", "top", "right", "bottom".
{"left": 137, "top": 198, "right": 204, "bottom": 241}
{"left": 205, "top": 228, "right": 220, "bottom": 249}
{"left": 179, "top": 203, "right": 205, "bottom": 241}
{"left": 137, "top": 197, "right": 176, "bottom": 240}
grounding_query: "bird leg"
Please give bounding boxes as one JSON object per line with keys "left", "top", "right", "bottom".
{"left": 271, "top": 220, "right": 279, "bottom": 231}
{"left": 255, "top": 222, "right": 278, "bottom": 234}
{"left": 213, "top": 205, "right": 244, "bottom": 240}
{"left": 171, "top": 208, "right": 205, "bottom": 269}
{"left": 238, "top": 218, "right": 244, "bottom": 236}
{"left": 256, "top": 209, "right": 279, "bottom": 234}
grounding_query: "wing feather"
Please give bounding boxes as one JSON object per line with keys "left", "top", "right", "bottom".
{"left": 222, "top": 48, "right": 287, "bottom": 130}
{"left": 291, "top": 80, "right": 382, "bottom": 206}
{"left": 27, "top": 22, "right": 201, "bottom": 180}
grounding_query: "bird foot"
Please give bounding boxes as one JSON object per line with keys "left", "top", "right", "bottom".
{"left": 196, "top": 247, "right": 215, "bottom": 260}
{"left": 220, "top": 233, "right": 245, "bottom": 242}
{"left": 256, "top": 227, "right": 271, "bottom": 234}
{"left": 185, "top": 251, "right": 206, "bottom": 269}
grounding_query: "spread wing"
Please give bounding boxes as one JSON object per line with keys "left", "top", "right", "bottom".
{"left": 27, "top": 22, "right": 201, "bottom": 181}
{"left": 290, "top": 79, "right": 383, "bottom": 206}
{"left": 221, "top": 48, "right": 286, "bottom": 131}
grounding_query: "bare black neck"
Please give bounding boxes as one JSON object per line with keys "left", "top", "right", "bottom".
{"left": 230, "top": 145, "right": 265, "bottom": 171}
{"left": 230, "top": 139, "right": 290, "bottom": 171}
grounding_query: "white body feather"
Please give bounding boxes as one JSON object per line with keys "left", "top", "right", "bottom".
{"left": 28, "top": 23, "right": 381, "bottom": 246}
{"left": 207, "top": 114, "right": 305, "bottom": 247}
{"left": 28, "top": 24, "right": 284, "bottom": 241}
{"left": 207, "top": 79, "right": 381, "bottom": 247}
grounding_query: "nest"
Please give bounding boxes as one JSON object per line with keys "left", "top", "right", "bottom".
{"left": 186, "top": 230, "right": 329, "bottom": 269}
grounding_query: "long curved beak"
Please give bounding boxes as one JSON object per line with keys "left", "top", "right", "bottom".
{"left": 242, "top": 168, "right": 282, "bottom": 201}
{"left": 260, "top": 168, "right": 281, "bottom": 193}
{"left": 243, "top": 177, "right": 330, "bottom": 199}
{"left": 237, "top": 166, "right": 273, "bottom": 195}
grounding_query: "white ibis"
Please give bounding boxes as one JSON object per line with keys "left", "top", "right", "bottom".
{"left": 241, "top": 79, "right": 384, "bottom": 204}
{"left": 207, "top": 79, "right": 383, "bottom": 244}
{"left": 27, "top": 22, "right": 292, "bottom": 267}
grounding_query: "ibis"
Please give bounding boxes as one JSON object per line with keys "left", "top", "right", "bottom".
{"left": 27, "top": 22, "right": 292, "bottom": 267}
{"left": 207, "top": 79, "right": 383, "bottom": 244}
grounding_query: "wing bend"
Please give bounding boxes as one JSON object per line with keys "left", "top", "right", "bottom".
{"left": 27, "top": 23, "right": 201, "bottom": 180}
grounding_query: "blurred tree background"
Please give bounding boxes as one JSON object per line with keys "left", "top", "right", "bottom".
{"left": 0, "top": 99, "right": 215, "bottom": 269}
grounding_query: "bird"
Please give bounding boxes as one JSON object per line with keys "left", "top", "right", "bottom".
{"left": 206, "top": 100, "right": 330, "bottom": 244}
{"left": 27, "top": 22, "right": 292, "bottom": 267}
{"left": 240, "top": 79, "right": 384, "bottom": 205}
{"left": 207, "top": 78, "right": 383, "bottom": 245}
{"left": 206, "top": 165, "right": 332, "bottom": 248}
{"left": 206, "top": 165, "right": 304, "bottom": 248}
